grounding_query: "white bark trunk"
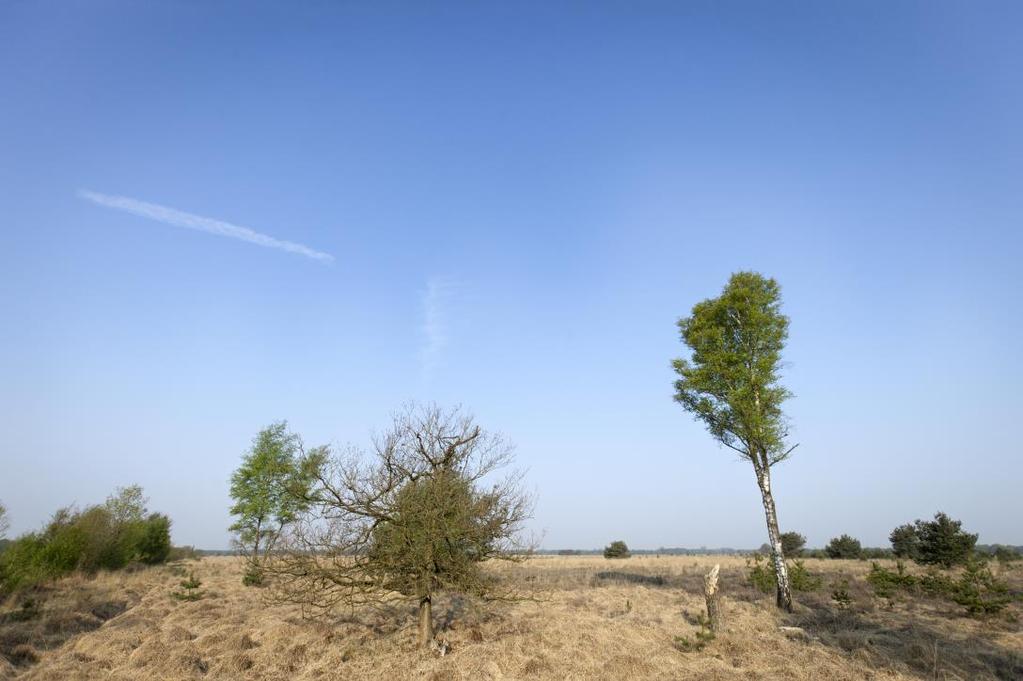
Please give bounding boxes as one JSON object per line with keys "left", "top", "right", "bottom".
{"left": 758, "top": 470, "right": 793, "bottom": 611}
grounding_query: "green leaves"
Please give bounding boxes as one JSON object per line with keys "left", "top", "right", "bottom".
{"left": 228, "top": 421, "right": 312, "bottom": 564}
{"left": 672, "top": 271, "right": 793, "bottom": 469}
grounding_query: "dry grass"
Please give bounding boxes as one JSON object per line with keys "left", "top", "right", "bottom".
{"left": 1, "top": 555, "right": 1020, "bottom": 680}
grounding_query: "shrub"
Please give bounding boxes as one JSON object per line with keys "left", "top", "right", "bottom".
{"left": 914, "top": 513, "right": 977, "bottom": 568}
{"left": 673, "top": 613, "right": 715, "bottom": 652}
{"left": 135, "top": 514, "right": 172, "bottom": 564}
{"left": 889, "top": 523, "right": 920, "bottom": 560}
{"left": 747, "top": 554, "right": 775, "bottom": 594}
{"left": 172, "top": 572, "right": 204, "bottom": 601}
{"left": 831, "top": 579, "right": 852, "bottom": 609}
{"left": 780, "top": 532, "right": 806, "bottom": 557}
{"left": 746, "top": 554, "right": 820, "bottom": 593}
{"left": 242, "top": 563, "right": 264, "bottom": 587}
{"left": 0, "top": 534, "right": 49, "bottom": 592}
{"left": 825, "top": 534, "right": 862, "bottom": 559}
{"left": 788, "top": 560, "right": 822, "bottom": 591}
{"left": 603, "top": 540, "right": 630, "bottom": 559}
{"left": 0, "top": 486, "right": 172, "bottom": 594}
{"left": 951, "top": 557, "right": 1012, "bottom": 617}
{"left": 867, "top": 561, "right": 917, "bottom": 598}
{"left": 866, "top": 558, "right": 1010, "bottom": 618}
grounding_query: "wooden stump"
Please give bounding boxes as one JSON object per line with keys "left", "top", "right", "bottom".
{"left": 704, "top": 563, "right": 721, "bottom": 632}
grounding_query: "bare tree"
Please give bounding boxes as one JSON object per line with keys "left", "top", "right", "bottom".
{"left": 263, "top": 404, "right": 534, "bottom": 646}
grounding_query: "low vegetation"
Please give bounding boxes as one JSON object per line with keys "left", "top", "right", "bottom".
{"left": 825, "top": 534, "right": 863, "bottom": 559}
{"left": 0, "top": 486, "right": 171, "bottom": 594}
{"left": 603, "top": 540, "right": 631, "bottom": 559}
{"left": 2, "top": 555, "right": 1020, "bottom": 680}
{"left": 867, "top": 558, "right": 1015, "bottom": 617}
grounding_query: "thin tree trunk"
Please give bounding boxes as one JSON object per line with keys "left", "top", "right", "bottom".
{"left": 757, "top": 469, "right": 793, "bottom": 612}
{"left": 418, "top": 595, "right": 433, "bottom": 647}
{"left": 252, "top": 518, "right": 262, "bottom": 563}
{"left": 703, "top": 564, "right": 721, "bottom": 631}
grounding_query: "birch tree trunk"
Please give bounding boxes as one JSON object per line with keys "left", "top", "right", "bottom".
{"left": 418, "top": 595, "right": 434, "bottom": 647}
{"left": 757, "top": 469, "right": 793, "bottom": 612}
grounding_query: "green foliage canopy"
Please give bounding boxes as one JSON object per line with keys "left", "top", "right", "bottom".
{"left": 0, "top": 486, "right": 171, "bottom": 593}
{"left": 780, "top": 532, "right": 806, "bottom": 557}
{"left": 825, "top": 534, "right": 863, "bottom": 559}
{"left": 603, "top": 540, "right": 631, "bottom": 559}
{"left": 914, "top": 512, "right": 977, "bottom": 568}
{"left": 229, "top": 421, "right": 311, "bottom": 561}
{"left": 672, "top": 271, "right": 796, "bottom": 470}
{"left": 889, "top": 523, "right": 921, "bottom": 560}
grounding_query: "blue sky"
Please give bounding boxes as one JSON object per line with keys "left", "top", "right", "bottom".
{"left": 1, "top": 2, "right": 1021, "bottom": 550}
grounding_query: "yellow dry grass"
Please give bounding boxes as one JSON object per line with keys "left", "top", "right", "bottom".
{"left": 2, "top": 555, "right": 1020, "bottom": 680}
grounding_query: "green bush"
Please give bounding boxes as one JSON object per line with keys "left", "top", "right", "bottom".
{"left": 746, "top": 554, "right": 820, "bottom": 593}
{"left": 0, "top": 534, "right": 49, "bottom": 592}
{"left": 867, "top": 561, "right": 917, "bottom": 598}
{"left": 825, "top": 534, "right": 862, "bottom": 559}
{"left": 889, "top": 523, "right": 920, "bottom": 560}
{"left": 914, "top": 513, "right": 977, "bottom": 568}
{"left": 603, "top": 540, "right": 630, "bottom": 559}
{"left": 135, "top": 514, "right": 172, "bottom": 564}
{"left": 172, "top": 571, "right": 204, "bottom": 601}
{"left": 242, "top": 562, "right": 264, "bottom": 587}
{"left": 780, "top": 532, "right": 806, "bottom": 557}
{"left": 0, "top": 487, "right": 172, "bottom": 594}
{"left": 951, "top": 558, "right": 1012, "bottom": 616}
{"left": 865, "top": 558, "right": 1010, "bottom": 618}
{"left": 788, "top": 559, "right": 822, "bottom": 591}
{"left": 747, "top": 553, "right": 775, "bottom": 593}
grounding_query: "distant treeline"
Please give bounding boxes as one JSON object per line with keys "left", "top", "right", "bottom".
{"left": 546, "top": 544, "right": 1022, "bottom": 558}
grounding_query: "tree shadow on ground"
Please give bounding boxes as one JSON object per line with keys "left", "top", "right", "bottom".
{"left": 786, "top": 600, "right": 1023, "bottom": 680}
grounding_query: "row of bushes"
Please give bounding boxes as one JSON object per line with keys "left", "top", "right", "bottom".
{"left": 867, "top": 559, "right": 1014, "bottom": 616}
{"left": 764, "top": 513, "right": 1021, "bottom": 565}
{"left": 0, "top": 486, "right": 172, "bottom": 593}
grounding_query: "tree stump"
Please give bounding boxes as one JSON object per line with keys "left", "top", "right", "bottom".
{"left": 704, "top": 564, "right": 721, "bottom": 631}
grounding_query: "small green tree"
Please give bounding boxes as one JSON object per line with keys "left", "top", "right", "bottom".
{"left": 672, "top": 272, "right": 799, "bottom": 611}
{"left": 603, "top": 540, "right": 631, "bottom": 559}
{"left": 825, "top": 534, "right": 862, "bottom": 559}
{"left": 136, "top": 514, "right": 172, "bottom": 564}
{"left": 780, "top": 532, "right": 806, "bottom": 557}
{"left": 914, "top": 512, "right": 976, "bottom": 568}
{"left": 889, "top": 523, "right": 920, "bottom": 560}
{"left": 229, "top": 421, "right": 311, "bottom": 584}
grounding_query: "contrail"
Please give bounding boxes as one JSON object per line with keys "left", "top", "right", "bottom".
{"left": 78, "top": 190, "right": 334, "bottom": 263}
{"left": 420, "top": 277, "right": 457, "bottom": 382}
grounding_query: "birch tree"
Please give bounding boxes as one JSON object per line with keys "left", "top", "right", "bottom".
{"left": 672, "top": 271, "right": 798, "bottom": 611}
{"left": 229, "top": 422, "right": 310, "bottom": 584}
{"left": 0, "top": 501, "right": 8, "bottom": 540}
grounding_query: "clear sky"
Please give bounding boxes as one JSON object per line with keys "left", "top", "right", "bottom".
{"left": 2, "top": 2, "right": 1021, "bottom": 550}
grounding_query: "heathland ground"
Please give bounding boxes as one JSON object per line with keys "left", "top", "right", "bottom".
{"left": 3, "top": 554, "right": 1021, "bottom": 680}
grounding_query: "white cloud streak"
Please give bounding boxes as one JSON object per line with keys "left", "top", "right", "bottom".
{"left": 78, "top": 189, "right": 334, "bottom": 263}
{"left": 420, "top": 277, "right": 457, "bottom": 382}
